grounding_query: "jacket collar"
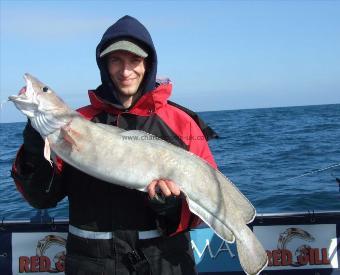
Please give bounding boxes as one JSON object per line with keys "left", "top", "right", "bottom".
{"left": 88, "top": 82, "right": 172, "bottom": 116}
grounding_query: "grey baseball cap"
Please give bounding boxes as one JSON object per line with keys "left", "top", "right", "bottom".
{"left": 99, "top": 40, "right": 148, "bottom": 58}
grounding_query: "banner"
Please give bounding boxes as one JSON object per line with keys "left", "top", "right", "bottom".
{"left": 254, "top": 224, "right": 338, "bottom": 270}
{"left": 12, "top": 233, "right": 67, "bottom": 274}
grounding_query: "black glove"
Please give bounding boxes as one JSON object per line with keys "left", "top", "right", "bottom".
{"left": 148, "top": 192, "right": 182, "bottom": 216}
{"left": 23, "top": 120, "right": 44, "bottom": 155}
{"left": 148, "top": 192, "right": 183, "bottom": 235}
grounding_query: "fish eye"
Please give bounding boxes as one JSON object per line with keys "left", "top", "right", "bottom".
{"left": 43, "top": 86, "right": 49, "bottom": 92}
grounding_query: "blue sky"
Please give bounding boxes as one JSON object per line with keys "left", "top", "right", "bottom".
{"left": 1, "top": 0, "right": 339, "bottom": 123}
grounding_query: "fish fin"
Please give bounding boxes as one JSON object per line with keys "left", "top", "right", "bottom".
{"left": 43, "top": 138, "right": 53, "bottom": 166}
{"left": 60, "top": 126, "right": 81, "bottom": 151}
{"left": 235, "top": 227, "right": 268, "bottom": 275}
{"left": 186, "top": 195, "right": 235, "bottom": 243}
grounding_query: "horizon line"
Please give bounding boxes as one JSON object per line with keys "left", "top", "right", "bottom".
{"left": 1, "top": 102, "right": 339, "bottom": 124}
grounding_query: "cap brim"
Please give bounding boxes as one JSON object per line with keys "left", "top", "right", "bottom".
{"left": 100, "top": 40, "right": 148, "bottom": 58}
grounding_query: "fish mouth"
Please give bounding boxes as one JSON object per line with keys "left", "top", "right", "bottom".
{"left": 9, "top": 94, "right": 29, "bottom": 102}
{"left": 8, "top": 94, "right": 39, "bottom": 119}
{"left": 8, "top": 94, "right": 37, "bottom": 106}
{"left": 8, "top": 73, "right": 38, "bottom": 106}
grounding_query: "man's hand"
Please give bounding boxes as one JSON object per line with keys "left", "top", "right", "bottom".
{"left": 147, "top": 179, "right": 182, "bottom": 234}
{"left": 147, "top": 179, "right": 180, "bottom": 201}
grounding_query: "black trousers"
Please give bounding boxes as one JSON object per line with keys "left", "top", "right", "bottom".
{"left": 65, "top": 230, "right": 197, "bottom": 275}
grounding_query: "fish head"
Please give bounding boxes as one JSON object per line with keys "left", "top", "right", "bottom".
{"left": 9, "top": 73, "right": 65, "bottom": 117}
{"left": 8, "top": 73, "right": 72, "bottom": 137}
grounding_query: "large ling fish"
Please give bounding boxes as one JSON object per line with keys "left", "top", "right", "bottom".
{"left": 9, "top": 73, "right": 268, "bottom": 275}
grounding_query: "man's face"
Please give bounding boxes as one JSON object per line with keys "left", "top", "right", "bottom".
{"left": 107, "top": 50, "right": 146, "bottom": 97}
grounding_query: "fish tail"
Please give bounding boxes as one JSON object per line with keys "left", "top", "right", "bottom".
{"left": 188, "top": 196, "right": 267, "bottom": 274}
{"left": 236, "top": 227, "right": 268, "bottom": 275}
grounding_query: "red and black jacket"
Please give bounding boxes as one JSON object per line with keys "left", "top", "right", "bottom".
{"left": 12, "top": 81, "right": 217, "bottom": 236}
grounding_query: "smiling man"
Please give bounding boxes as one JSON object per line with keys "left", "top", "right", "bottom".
{"left": 104, "top": 44, "right": 147, "bottom": 108}
{"left": 12, "top": 15, "right": 218, "bottom": 274}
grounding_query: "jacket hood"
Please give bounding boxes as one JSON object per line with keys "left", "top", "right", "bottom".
{"left": 95, "top": 15, "right": 157, "bottom": 106}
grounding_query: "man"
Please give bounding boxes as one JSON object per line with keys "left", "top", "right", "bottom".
{"left": 12, "top": 15, "right": 217, "bottom": 274}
